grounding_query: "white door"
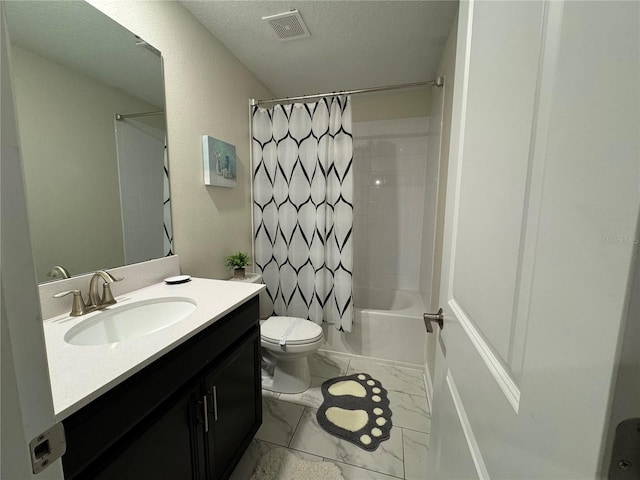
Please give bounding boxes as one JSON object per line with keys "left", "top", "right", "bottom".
{"left": 429, "top": 1, "right": 640, "bottom": 478}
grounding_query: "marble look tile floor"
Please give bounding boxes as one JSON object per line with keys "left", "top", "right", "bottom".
{"left": 231, "top": 350, "right": 431, "bottom": 480}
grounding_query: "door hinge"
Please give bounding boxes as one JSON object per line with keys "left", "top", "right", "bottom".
{"left": 29, "top": 422, "right": 66, "bottom": 474}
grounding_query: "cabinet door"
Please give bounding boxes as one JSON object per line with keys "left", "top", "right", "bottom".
{"left": 89, "top": 382, "right": 206, "bottom": 480}
{"left": 204, "top": 327, "right": 261, "bottom": 480}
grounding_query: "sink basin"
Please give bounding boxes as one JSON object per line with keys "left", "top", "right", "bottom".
{"left": 64, "top": 297, "right": 197, "bottom": 346}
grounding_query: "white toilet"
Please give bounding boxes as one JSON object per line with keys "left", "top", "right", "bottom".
{"left": 260, "top": 316, "right": 324, "bottom": 393}
{"left": 237, "top": 273, "right": 325, "bottom": 394}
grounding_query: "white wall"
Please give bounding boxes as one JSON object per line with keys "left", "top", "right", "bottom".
{"left": 352, "top": 88, "right": 431, "bottom": 122}
{"left": 89, "top": 1, "right": 273, "bottom": 280}
{"left": 352, "top": 116, "right": 429, "bottom": 292}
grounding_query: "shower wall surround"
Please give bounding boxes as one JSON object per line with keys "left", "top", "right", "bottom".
{"left": 353, "top": 117, "right": 430, "bottom": 291}
{"left": 115, "top": 119, "right": 166, "bottom": 265}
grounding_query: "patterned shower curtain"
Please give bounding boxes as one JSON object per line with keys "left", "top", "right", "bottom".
{"left": 252, "top": 96, "right": 354, "bottom": 332}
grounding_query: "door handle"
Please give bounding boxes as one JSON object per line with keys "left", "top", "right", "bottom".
{"left": 423, "top": 308, "right": 444, "bottom": 333}
{"left": 212, "top": 386, "right": 218, "bottom": 422}
{"left": 202, "top": 395, "right": 209, "bottom": 433}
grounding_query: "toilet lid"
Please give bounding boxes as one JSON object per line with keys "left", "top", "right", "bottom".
{"left": 261, "top": 316, "right": 323, "bottom": 345}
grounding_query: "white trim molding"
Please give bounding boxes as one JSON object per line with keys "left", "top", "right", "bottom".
{"left": 447, "top": 372, "right": 490, "bottom": 480}
{"left": 449, "top": 299, "right": 521, "bottom": 412}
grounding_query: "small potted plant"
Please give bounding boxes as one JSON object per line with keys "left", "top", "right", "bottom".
{"left": 225, "top": 251, "right": 250, "bottom": 279}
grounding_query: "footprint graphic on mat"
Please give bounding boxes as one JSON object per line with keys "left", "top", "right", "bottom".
{"left": 316, "top": 373, "right": 392, "bottom": 451}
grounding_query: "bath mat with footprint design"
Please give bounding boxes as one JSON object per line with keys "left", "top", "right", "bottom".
{"left": 316, "top": 373, "right": 392, "bottom": 451}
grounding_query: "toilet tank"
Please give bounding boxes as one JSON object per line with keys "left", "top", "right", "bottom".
{"left": 230, "top": 273, "right": 270, "bottom": 319}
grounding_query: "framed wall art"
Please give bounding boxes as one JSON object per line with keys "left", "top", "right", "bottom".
{"left": 202, "top": 135, "right": 237, "bottom": 187}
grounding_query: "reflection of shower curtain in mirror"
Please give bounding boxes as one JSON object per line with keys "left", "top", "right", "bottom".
{"left": 252, "top": 96, "right": 354, "bottom": 332}
{"left": 163, "top": 144, "right": 173, "bottom": 256}
{"left": 115, "top": 119, "right": 173, "bottom": 263}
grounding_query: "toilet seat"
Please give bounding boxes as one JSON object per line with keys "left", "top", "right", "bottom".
{"left": 261, "top": 316, "right": 323, "bottom": 346}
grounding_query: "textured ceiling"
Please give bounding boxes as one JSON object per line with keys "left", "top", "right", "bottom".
{"left": 181, "top": 1, "right": 458, "bottom": 98}
{"left": 5, "top": 1, "right": 164, "bottom": 108}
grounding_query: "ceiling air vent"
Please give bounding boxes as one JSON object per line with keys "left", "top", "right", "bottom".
{"left": 262, "top": 10, "right": 310, "bottom": 42}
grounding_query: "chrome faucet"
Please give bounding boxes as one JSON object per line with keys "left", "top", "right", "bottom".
{"left": 87, "top": 270, "right": 122, "bottom": 310}
{"left": 53, "top": 270, "right": 123, "bottom": 316}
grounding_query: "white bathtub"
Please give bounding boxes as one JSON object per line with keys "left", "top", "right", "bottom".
{"left": 354, "top": 286, "right": 417, "bottom": 313}
{"left": 322, "top": 286, "right": 427, "bottom": 366}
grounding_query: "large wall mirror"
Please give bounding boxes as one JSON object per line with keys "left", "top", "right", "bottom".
{"left": 5, "top": 1, "right": 173, "bottom": 284}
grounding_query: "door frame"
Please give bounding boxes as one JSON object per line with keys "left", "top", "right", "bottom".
{"left": 1, "top": 6, "right": 64, "bottom": 479}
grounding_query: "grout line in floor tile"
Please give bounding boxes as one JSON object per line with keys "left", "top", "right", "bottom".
{"left": 400, "top": 425, "right": 431, "bottom": 435}
{"left": 386, "top": 387, "right": 427, "bottom": 398}
{"left": 285, "top": 444, "right": 326, "bottom": 460}
{"left": 286, "top": 405, "right": 307, "bottom": 448}
{"left": 329, "top": 457, "right": 405, "bottom": 480}
{"left": 274, "top": 397, "right": 308, "bottom": 408}
{"left": 258, "top": 439, "right": 281, "bottom": 448}
{"left": 401, "top": 426, "right": 406, "bottom": 480}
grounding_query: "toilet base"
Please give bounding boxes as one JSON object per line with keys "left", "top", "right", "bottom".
{"left": 261, "top": 354, "right": 312, "bottom": 394}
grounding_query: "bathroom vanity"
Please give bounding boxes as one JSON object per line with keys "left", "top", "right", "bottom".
{"left": 42, "top": 276, "right": 263, "bottom": 480}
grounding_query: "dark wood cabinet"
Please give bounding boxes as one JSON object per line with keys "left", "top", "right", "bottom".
{"left": 92, "top": 381, "right": 206, "bottom": 480}
{"left": 204, "top": 329, "right": 261, "bottom": 480}
{"left": 62, "top": 297, "right": 261, "bottom": 480}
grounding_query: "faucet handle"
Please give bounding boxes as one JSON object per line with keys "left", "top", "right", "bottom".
{"left": 53, "top": 290, "right": 88, "bottom": 316}
{"left": 100, "top": 277, "right": 123, "bottom": 307}
{"left": 100, "top": 274, "right": 124, "bottom": 285}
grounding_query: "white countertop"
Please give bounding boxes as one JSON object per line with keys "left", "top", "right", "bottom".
{"left": 43, "top": 277, "right": 264, "bottom": 421}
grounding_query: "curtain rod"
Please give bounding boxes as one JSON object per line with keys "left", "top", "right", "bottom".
{"left": 250, "top": 77, "right": 444, "bottom": 107}
{"left": 115, "top": 110, "right": 164, "bottom": 121}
